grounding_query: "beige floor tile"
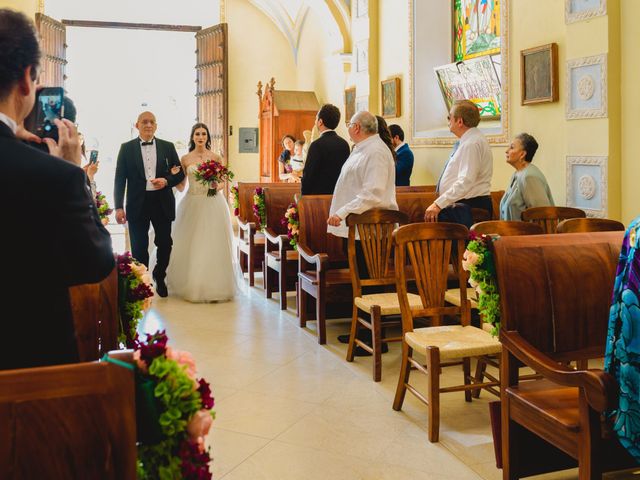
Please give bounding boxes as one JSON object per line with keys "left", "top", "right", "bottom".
{"left": 208, "top": 429, "right": 270, "bottom": 478}
{"left": 213, "top": 390, "right": 317, "bottom": 439}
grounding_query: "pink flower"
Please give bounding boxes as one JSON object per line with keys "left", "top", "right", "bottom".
{"left": 463, "top": 250, "right": 481, "bottom": 267}
{"left": 133, "top": 349, "right": 149, "bottom": 373}
{"left": 166, "top": 347, "right": 197, "bottom": 379}
{"left": 187, "top": 409, "right": 214, "bottom": 449}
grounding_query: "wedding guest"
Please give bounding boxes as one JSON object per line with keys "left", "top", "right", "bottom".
{"left": 290, "top": 139, "right": 305, "bottom": 177}
{"left": 376, "top": 115, "right": 397, "bottom": 163}
{"left": 278, "top": 134, "right": 295, "bottom": 181}
{"left": 389, "top": 124, "right": 414, "bottom": 186}
{"left": 301, "top": 104, "right": 350, "bottom": 195}
{"left": 0, "top": 8, "right": 114, "bottom": 370}
{"left": 500, "top": 133, "right": 554, "bottom": 220}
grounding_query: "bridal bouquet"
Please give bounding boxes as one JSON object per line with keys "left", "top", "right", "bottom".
{"left": 194, "top": 159, "right": 234, "bottom": 197}
{"left": 133, "top": 331, "right": 215, "bottom": 480}
{"left": 117, "top": 252, "right": 154, "bottom": 346}
{"left": 95, "top": 191, "right": 113, "bottom": 226}
{"left": 461, "top": 232, "right": 500, "bottom": 336}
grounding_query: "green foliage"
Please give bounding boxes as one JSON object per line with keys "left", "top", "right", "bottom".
{"left": 464, "top": 237, "right": 501, "bottom": 336}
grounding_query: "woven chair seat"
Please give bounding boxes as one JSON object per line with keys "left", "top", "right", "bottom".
{"left": 354, "top": 292, "right": 423, "bottom": 315}
{"left": 444, "top": 288, "right": 478, "bottom": 308}
{"left": 405, "top": 325, "right": 501, "bottom": 361}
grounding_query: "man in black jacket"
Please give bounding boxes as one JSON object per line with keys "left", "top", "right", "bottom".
{"left": 301, "top": 104, "right": 350, "bottom": 195}
{"left": 114, "top": 111, "right": 184, "bottom": 297}
{"left": 0, "top": 9, "right": 115, "bottom": 370}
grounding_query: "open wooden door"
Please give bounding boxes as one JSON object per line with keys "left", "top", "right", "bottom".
{"left": 195, "top": 24, "right": 228, "bottom": 163}
{"left": 35, "top": 13, "right": 67, "bottom": 87}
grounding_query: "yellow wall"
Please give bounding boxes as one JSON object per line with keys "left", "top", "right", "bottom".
{"left": 0, "top": 0, "right": 38, "bottom": 17}
{"left": 621, "top": 0, "right": 640, "bottom": 223}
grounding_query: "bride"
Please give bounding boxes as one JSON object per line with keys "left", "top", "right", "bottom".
{"left": 166, "top": 123, "right": 240, "bottom": 302}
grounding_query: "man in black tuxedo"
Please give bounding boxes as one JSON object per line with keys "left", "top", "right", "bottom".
{"left": 114, "top": 111, "right": 184, "bottom": 297}
{"left": 0, "top": 9, "right": 114, "bottom": 369}
{"left": 301, "top": 104, "right": 350, "bottom": 195}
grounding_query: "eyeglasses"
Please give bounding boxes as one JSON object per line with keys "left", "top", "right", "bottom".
{"left": 347, "top": 122, "right": 359, "bottom": 128}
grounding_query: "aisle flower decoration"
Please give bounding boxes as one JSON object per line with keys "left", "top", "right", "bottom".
{"left": 281, "top": 202, "right": 299, "bottom": 250}
{"left": 230, "top": 185, "right": 239, "bottom": 216}
{"left": 117, "top": 252, "right": 154, "bottom": 346}
{"left": 461, "top": 233, "right": 501, "bottom": 336}
{"left": 253, "top": 187, "right": 266, "bottom": 231}
{"left": 133, "top": 331, "right": 215, "bottom": 480}
{"left": 95, "top": 191, "right": 113, "bottom": 226}
{"left": 194, "top": 158, "right": 234, "bottom": 197}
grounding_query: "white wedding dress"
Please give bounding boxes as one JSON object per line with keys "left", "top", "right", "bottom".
{"left": 165, "top": 164, "right": 240, "bottom": 302}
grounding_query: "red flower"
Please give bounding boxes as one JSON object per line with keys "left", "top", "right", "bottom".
{"left": 135, "top": 330, "right": 169, "bottom": 364}
{"left": 197, "top": 378, "right": 215, "bottom": 409}
{"left": 117, "top": 252, "right": 133, "bottom": 275}
{"left": 178, "top": 439, "right": 213, "bottom": 480}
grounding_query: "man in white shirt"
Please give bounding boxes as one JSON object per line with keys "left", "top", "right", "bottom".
{"left": 327, "top": 111, "right": 398, "bottom": 237}
{"left": 424, "top": 100, "right": 493, "bottom": 225}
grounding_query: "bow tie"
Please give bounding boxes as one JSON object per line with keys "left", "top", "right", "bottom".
{"left": 140, "top": 141, "right": 154, "bottom": 146}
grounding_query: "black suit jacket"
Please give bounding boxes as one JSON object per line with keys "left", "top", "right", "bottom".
{"left": 301, "top": 130, "right": 351, "bottom": 195}
{"left": 395, "top": 143, "right": 414, "bottom": 187}
{"left": 114, "top": 138, "right": 184, "bottom": 221}
{"left": 0, "top": 121, "right": 115, "bottom": 370}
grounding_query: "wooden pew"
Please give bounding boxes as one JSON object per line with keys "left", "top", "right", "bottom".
{"left": 0, "top": 354, "right": 136, "bottom": 479}
{"left": 493, "top": 231, "right": 638, "bottom": 479}
{"left": 396, "top": 185, "right": 436, "bottom": 193}
{"left": 69, "top": 266, "right": 119, "bottom": 360}
{"left": 263, "top": 184, "right": 301, "bottom": 309}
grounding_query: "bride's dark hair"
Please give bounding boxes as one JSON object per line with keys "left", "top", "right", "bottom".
{"left": 188, "top": 123, "right": 212, "bottom": 152}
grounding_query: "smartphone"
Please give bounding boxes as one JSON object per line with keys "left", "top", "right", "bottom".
{"left": 31, "top": 87, "right": 65, "bottom": 140}
{"left": 89, "top": 150, "right": 99, "bottom": 164}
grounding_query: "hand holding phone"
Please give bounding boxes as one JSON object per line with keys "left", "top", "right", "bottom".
{"left": 24, "top": 87, "right": 64, "bottom": 141}
{"left": 89, "top": 150, "right": 99, "bottom": 164}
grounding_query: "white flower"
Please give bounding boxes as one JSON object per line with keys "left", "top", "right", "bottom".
{"left": 463, "top": 250, "right": 481, "bottom": 267}
{"left": 469, "top": 277, "right": 479, "bottom": 288}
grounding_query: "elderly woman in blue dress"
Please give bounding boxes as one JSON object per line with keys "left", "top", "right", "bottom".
{"left": 499, "top": 133, "right": 554, "bottom": 220}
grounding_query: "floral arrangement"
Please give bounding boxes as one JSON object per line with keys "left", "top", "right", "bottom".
{"left": 252, "top": 187, "right": 266, "bottom": 231}
{"left": 117, "top": 252, "right": 154, "bottom": 346}
{"left": 134, "top": 331, "right": 215, "bottom": 480}
{"left": 230, "top": 185, "right": 239, "bottom": 216}
{"left": 281, "top": 202, "right": 299, "bottom": 250}
{"left": 461, "top": 233, "right": 501, "bottom": 336}
{"left": 95, "top": 191, "right": 113, "bottom": 226}
{"left": 194, "top": 159, "right": 234, "bottom": 197}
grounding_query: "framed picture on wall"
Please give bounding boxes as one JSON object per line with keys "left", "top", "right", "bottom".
{"left": 381, "top": 77, "right": 401, "bottom": 118}
{"left": 345, "top": 87, "right": 356, "bottom": 125}
{"left": 566, "top": 155, "right": 608, "bottom": 217}
{"left": 520, "top": 43, "right": 559, "bottom": 105}
{"left": 565, "top": 0, "right": 607, "bottom": 24}
{"left": 453, "top": 0, "right": 501, "bottom": 61}
{"left": 566, "top": 53, "right": 607, "bottom": 120}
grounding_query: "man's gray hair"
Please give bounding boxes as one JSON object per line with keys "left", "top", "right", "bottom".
{"left": 352, "top": 111, "right": 378, "bottom": 134}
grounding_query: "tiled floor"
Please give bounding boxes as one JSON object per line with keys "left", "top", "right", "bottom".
{"left": 139, "top": 277, "right": 639, "bottom": 480}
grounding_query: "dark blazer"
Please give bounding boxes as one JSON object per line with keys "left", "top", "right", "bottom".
{"left": 301, "top": 130, "right": 351, "bottom": 195}
{"left": 395, "top": 143, "right": 414, "bottom": 187}
{"left": 114, "top": 138, "right": 184, "bottom": 221}
{"left": 0, "top": 121, "right": 115, "bottom": 370}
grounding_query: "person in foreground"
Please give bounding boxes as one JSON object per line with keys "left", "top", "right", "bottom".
{"left": 499, "top": 133, "right": 554, "bottom": 220}
{"left": 166, "top": 123, "right": 240, "bottom": 302}
{"left": 424, "top": 99, "right": 493, "bottom": 227}
{"left": 0, "top": 9, "right": 114, "bottom": 369}
{"left": 114, "top": 111, "right": 184, "bottom": 297}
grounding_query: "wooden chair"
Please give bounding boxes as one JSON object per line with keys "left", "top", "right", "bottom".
{"left": 236, "top": 182, "right": 265, "bottom": 286}
{"left": 345, "top": 209, "right": 410, "bottom": 382}
{"left": 556, "top": 217, "right": 625, "bottom": 233}
{"left": 493, "top": 231, "right": 638, "bottom": 479}
{"left": 396, "top": 191, "right": 438, "bottom": 223}
{"left": 297, "top": 195, "right": 352, "bottom": 344}
{"left": 521, "top": 206, "right": 586, "bottom": 234}
{"left": 69, "top": 266, "right": 119, "bottom": 360}
{"left": 0, "top": 353, "right": 136, "bottom": 479}
{"left": 491, "top": 190, "right": 505, "bottom": 220}
{"left": 471, "top": 220, "right": 544, "bottom": 236}
{"left": 392, "top": 222, "right": 502, "bottom": 442}
{"left": 263, "top": 184, "right": 300, "bottom": 309}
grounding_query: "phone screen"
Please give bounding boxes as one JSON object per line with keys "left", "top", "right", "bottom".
{"left": 35, "top": 87, "right": 64, "bottom": 139}
{"left": 89, "top": 150, "right": 99, "bottom": 164}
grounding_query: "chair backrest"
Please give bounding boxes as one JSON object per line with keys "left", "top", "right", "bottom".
{"left": 396, "top": 185, "right": 436, "bottom": 193}
{"left": 492, "top": 231, "right": 623, "bottom": 361}
{"left": 69, "top": 266, "right": 119, "bottom": 361}
{"left": 263, "top": 185, "right": 300, "bottom": 234}
{"left": 346, "top": 209, "right": 409, "bottom": 295}
{"left": 521, "top": 206, "right": 586, "bottom": 234}
{"left": 236, "top": 182, "right": 263, "bottom": 222}
{"left": 490, "top": 190, "right": 505, "bottom": 220}
{"left": 297, "top": 194, "right": 346, "bottom": 264}
{"left": 0, "top": 359, "right": 136, "bottom": 479}
{"left": 471, "top": 220, "right": 544, "bottom": 236}
{"left": 393, "top": 222, "right": 470, "bottom": 330}
{"left": 395, "top": 192, "right": 438, "bottom": 223}
{"left": 556, "top": 217, "right": 625, "bottom": 233}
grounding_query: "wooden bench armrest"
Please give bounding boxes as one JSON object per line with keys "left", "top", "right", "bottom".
{"left": 105, "top": 349, "right": 134, "bottom": 364}
{"left": 237, "top": 219, "right": 257, "bottom": 234}
{"left": 501, "top": 330, "right": 618, "bottom": 412}
{"left": 264, "top": 228, "right": 288, "bottom": 246}
{"left": 297, "top": 243, "right": 329, "bottom": 272}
